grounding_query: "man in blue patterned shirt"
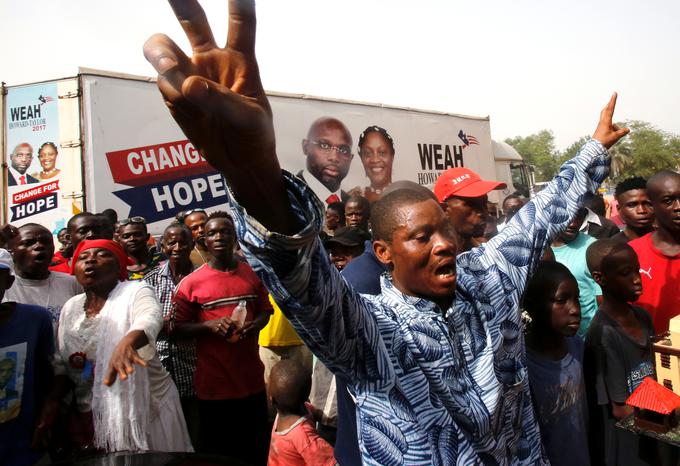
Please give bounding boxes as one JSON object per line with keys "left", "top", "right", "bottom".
{"left": 144, "top": 1, "right": 630, "bottom": 463}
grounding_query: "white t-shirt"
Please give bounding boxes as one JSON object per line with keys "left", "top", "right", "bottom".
{"left": 3, "top": 271, "right": 83, "bottom": 330}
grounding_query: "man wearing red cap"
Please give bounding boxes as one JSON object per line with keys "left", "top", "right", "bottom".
{"left": 434, "top": 167, "right": 506, "bottom": 251}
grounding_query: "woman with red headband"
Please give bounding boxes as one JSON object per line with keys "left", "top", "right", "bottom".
{"left": 36, "top": 239, "right": 192, "bottom": 454}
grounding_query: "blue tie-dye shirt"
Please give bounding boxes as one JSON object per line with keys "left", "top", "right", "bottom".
{"left": 228, "top": 140, "right": 610, "bottom": 465}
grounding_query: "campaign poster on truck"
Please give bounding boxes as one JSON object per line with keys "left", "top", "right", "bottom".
{"left": 83, "top": 74, "right": 494, "bottom": 235}
{"left": 4, "top": 82, "right": 73, "bottom": 234}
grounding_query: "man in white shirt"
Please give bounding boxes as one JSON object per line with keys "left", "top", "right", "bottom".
{"left": 297, "top": 117, "right": 353, "bottom": 204}
{"left": 4, "top": 223, "right": 82, "bottom": 329}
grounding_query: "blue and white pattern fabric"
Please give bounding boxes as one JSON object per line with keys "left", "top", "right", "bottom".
{"left": 228, "top": 140, "right": 610, "bottom": 465}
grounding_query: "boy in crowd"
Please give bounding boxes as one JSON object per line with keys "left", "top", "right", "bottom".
{"left": 180, "top": 209, "right": 212, "bottom": 266}
{"left": 322, "top": 227, "right": 366, "bottom": 272}
{"left": 0, "top": 249, "right": 54, "bottom": 466}
{"left": 4, "top": 224, "right": 81, "bottom": 329}
{"left": 551, "top": 208, "right": 602, "bottom": 336}
{"left": 497, "top": 194, "right": 525, "bottom": 232}
{"left": 268, "top": 359, "right": 336, "bottom": 466}
{"left": 144, "top": 223, "right": 198, "bottom": 444}
{"left": 344, "top": 196, "right": 371, "bottom": 232}
{"left": 612, "top": 177, "right": 654, "bottom": 243}
{"left": 585, "top": 238, "right": 656, "bottom": 465}
{"left": 629, "top": 171, "right": 680, "bottom": 333}
{"left": 259, "top": 297, "right": 313, "bottom": 418}
{"left": 144, "top": 1, "right": 628, "bottom": 461}
{"left": 0, "top": 225, "right": 18, "bottom": 249}
{"left": 173, "top": 211, "right": 272, "bottom": 464}
{"left": 524, "top": 261, "right": 589, "bottom": 466}
{"left": 323, "top": 202, "right": 344, "bottom": 238}
{"left": 581, "top": 194, "right": 621, "bottom": 239}
{"left": 310, "top": 227, "right": 366, "bottom": 444}
{"left": 49, "top": 212, "right": 113, "bottom": 273}
{"left": 50, "top": 228, "right": 72, "bottom": 269}
{"left": 117, "top": 217, "right": 165, "bottom": 280}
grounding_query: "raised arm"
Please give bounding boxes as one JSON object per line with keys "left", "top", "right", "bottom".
{"left": 474, "top": 94, "right": 629, "bottom": 295}
{"left": 143, "top": 0, "right": 296, "bottom": 235}
{"left": 144, "top": 2, "right": 387, "bottom": 382}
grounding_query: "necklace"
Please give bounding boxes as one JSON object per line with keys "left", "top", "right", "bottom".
{"left": 367, "top": 186, "right": 385, "bottom": 195}
{"left": 42, "top": 168, "right": 58, "bottom": 176}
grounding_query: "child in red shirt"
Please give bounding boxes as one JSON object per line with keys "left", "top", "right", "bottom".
{"left": 268, "top": 359, "right": 336, "bottom": 466}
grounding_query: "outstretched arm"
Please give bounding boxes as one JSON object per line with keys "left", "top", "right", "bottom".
{"left": 473, "top": 93, "right": 629, "bottom": 297}
{"left": 145, "top": 0, "right": 387, "bottom": 382}
{"left": 144, "top": 0, "right": 296, "bottom": 235}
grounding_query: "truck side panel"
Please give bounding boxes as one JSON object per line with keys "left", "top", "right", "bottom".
{"left": 1, "top": 74, "right": 496, "bottom": 234}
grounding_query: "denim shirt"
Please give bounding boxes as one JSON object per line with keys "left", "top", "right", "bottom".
{"left": 229, "top": 140, "right": 610, "bottom": 465}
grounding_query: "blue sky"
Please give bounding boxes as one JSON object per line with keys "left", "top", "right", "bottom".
{"left": 2, "top": 0, "right": 678, "bottom": 150}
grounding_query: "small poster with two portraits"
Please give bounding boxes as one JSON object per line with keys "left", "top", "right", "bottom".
{"left": 4, "top": 82, "right": 75, "bottom": 235}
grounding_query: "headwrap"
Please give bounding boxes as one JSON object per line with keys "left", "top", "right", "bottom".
{"left": 71, "top": 239, "right": 132, "bottom": 281}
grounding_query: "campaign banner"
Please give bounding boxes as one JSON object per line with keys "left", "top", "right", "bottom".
{"left": 82, "top": 75, "right": 496, "bottom": 236}
{"left": 112, "top": 170, "right": 228, "bottom": 223}
{"left": 4, "top": 82, "right": 72, "bottom": 234}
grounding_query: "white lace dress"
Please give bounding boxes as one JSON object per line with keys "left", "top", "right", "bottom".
{"left": 54, "top": 280, "right": 193, "bottom": 452}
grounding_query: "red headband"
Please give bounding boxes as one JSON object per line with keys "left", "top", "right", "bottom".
{"left": 71, "top": 239, "right": 132, "bottom": 281}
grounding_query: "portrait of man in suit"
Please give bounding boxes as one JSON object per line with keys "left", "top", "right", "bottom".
{"left": 7, "top": 143, "right": 39, "bottom": 186}
{"left": 298, "top": 117, "right": 353, "bottom": 204}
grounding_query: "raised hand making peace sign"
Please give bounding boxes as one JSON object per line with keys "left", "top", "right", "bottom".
{"left": 144, "top": 0, "right": 297, "bottom": 234}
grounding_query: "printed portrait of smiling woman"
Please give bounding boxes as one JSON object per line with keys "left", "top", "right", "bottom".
{"left": 32, "top": 142, "right": 61, "bottom": 181}
{"left": 358, "top": 126, "right": 395, "bottom": 202}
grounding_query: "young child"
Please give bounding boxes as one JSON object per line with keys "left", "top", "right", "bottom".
{"left": 524, "top": 261, "right": 590, "bottom": 466}
{"left": 585, "top": 238, "right": 656, "bottom": 465}
{"left": 268, "top": 359, "right": 336, "bottom": 466}
{"left": 0, "top": 249, "right": 54, "bottom": 466}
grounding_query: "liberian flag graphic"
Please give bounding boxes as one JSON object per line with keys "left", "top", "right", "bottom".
{"left": 458, "top": 130, "right": 479, "bottom": 148}
{"left": 38, "top": 95, "right": 54, "bottom": 105}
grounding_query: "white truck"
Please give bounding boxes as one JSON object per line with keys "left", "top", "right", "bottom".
{"left": 2, "top": 68, "right": 532, "bottom": 236}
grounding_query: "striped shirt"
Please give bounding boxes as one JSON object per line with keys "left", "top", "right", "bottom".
{"left": 228, "top": 140, "right": 610, "bottom": 465}
{"left": 143, "top": 261, "right": 197, "bottom": 397}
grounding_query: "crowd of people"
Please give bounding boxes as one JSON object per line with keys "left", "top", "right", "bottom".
{"left": 3, "top": 131, "right": 679, "bottom": 466}
{"left": 2, "top": 1, "right": 680, "bottom": 465}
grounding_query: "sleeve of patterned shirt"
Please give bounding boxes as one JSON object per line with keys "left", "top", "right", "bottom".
{"left": 228, "top": 174, "right": 390, "bottom": 383}
{"left": 228, "top": 140, "right": 608, "bottom": 465}
{"left": 472, "top": 139, "right": 609, "bottom": 301}
{"left": 229, "top": 140, "right": 609, "bottom": 369}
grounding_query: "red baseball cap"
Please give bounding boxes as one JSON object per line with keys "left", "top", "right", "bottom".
{"left": 434, "top": 167, "right": 506, "bottom": 202}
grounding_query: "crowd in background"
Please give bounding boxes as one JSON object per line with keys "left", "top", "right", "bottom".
{"left": 1, "top": 161, "right": 679, "bottom": 465}
{"left": 2, "top": 1, "right": 680, "bottom": 464}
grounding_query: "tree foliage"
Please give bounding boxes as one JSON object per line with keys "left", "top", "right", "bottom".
{"left": 505, "top": 121, "right": 679, "bottom": 184}
{"left": 607, "top": 120, "right": 679, "bottom": 182}
{"left": 504, "top": 130, "right": 559, "bottom": 182}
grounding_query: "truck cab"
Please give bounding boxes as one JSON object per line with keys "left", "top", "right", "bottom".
{"left": 492, "top": 140, "right": 534, "bottom": 199}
